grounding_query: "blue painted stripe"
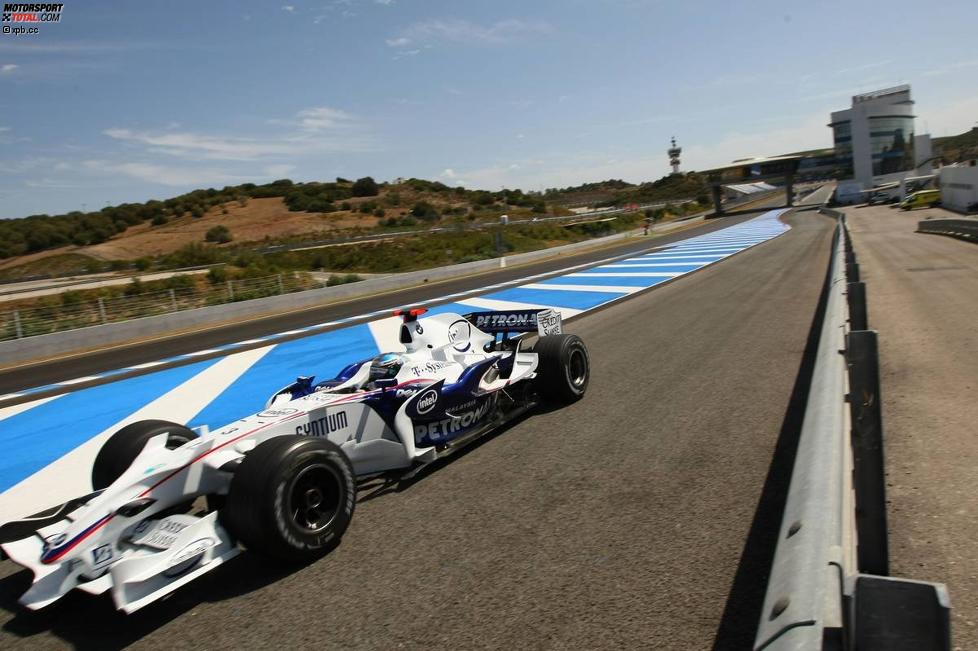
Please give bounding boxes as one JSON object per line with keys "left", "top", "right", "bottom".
{"left": 0, "top": 358, "right": 221, "bottom": 493}
{"left": 0, "top": 210, "right": 794, "bottom": 494}
{"left": 189, "top": 324, "right": 378, "bottom": 430}
{"left": 481, "top": 287, "right": 627, "bottom": 311}
{"left": 538, "top": 274, "right": 673, "bottom": 287}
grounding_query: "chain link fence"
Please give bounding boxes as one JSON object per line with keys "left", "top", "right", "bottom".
{"left": 0, "top": 272, "right": 321, "bottom": 341}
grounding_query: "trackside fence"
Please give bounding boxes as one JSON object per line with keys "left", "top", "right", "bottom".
{"left": 754, "top": 208, "right": 951, "bottom": 650}
{"left": 0, "top": 272, "right": 317, "bottom": 341}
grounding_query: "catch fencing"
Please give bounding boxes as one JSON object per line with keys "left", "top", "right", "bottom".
{"left": 0, "top": 272, "right": 318, "bottom": 342}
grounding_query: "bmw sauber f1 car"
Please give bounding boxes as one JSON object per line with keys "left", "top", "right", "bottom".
{"left": 0, "top": 308, "right": 589, "bottom": 613}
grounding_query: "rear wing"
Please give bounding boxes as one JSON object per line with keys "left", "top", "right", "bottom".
{"left": 463, "top": 309, "right": 562, "bottom": 337}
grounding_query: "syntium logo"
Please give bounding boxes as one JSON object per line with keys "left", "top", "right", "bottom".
{"left": 296, "top": 411, "right": 349, "bottom": 438}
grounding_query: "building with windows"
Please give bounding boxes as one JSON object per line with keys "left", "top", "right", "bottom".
{"left": 829, "top": 85, "right": 932, "bottom": 197}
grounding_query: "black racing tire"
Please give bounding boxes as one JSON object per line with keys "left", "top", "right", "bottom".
{"left": 220, "top": 435, "right": 356, "bottom": 563}
{"left": 92, "top": 419, "right": 196, "bottom": 490}
{"left": 533, "top": 333, "right": 590, "bottom": 405}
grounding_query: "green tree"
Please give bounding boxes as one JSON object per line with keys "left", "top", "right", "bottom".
{"left": 410, "top": 202, "right": 439, "bottom": 222}
{"left": 205, "top": 225, "right": 232, "bottom": 244}
{"left": 352, "top": 177, "right": 379, "bottom": 197}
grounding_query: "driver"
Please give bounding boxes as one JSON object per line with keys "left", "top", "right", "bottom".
{"left": 368, "top": 352, "right": 405, "bottom": 386}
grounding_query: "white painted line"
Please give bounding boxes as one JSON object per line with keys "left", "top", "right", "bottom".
{"left": 521, "top": 283, "right": 641, "bottom": 294}
{"left": 640, "top": 253, "right": 728, "bottom": 259}
{"left": 183, "top": 349, "right": 220, "bottom": 357}
{"left": 126, "top": 361, "right": 166, "bottom": 371}
{"left": 663, "top": 245, "right": 746, "bottom": 252}
{"left": 599, "top": 262, "right": 712, "bottom": 269}
{"left": 457, "top": 296, "right": 583, "bottom": 319}
{"left": 57, "top": 376, "right": 101, "bottom": 386}
{"left": 0, "top": 345, "right": 276, "bottom": 522}
{"left": 569, "top": 272, "right": 682, "bottom": 278}
{"left": 235, "top": 338, "right": 269, "bottom": 346}
{"left": 0, "top": 394, "right": 64, "bottom": 424}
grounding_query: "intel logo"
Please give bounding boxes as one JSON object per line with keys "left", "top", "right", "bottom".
{"left": 415, "top": 389, "right": 438, "bottom": 414}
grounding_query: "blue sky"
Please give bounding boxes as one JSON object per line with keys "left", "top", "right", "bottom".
{"left": 1, "top": 0, "right": 976, "bottom": 218}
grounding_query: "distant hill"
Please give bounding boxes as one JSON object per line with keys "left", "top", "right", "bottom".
{"left": 0, "top": 172, "right": 702, "bottom": 277}
{"left": 544, "top": 173, "right": 708, "bottom": 207}
{"left": 933, "top": 126, "right": 978, "bottom": 163}
{"left": 0, "top": 177, "right": 546, "bottom": 269}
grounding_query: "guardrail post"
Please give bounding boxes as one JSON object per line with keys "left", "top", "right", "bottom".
{"left": 12, "top": 310, "right": 23, "bottom": 339}
{"left": 847, "top": 282, "right": 868, "bottom": 331}
{"left": 97, "top": 297, "right": 108, "bottom": 324}
{"left": 846, "top": 329, "right": 889, "bottom": 576}
{"left": 849, "top": 575, "right": 952, "bottom": 650}
{"left": 277, "top": 273, "right": 284, "bottom": 295}
{"left": 169, "top": 289, "right": 177, "bottom": 311}
{"left": 226, "top": 280, "right": 234, "bottom": 301}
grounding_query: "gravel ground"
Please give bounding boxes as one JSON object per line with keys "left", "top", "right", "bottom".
{"left": 845, "top": 203, "right": 978, "bottom": 650}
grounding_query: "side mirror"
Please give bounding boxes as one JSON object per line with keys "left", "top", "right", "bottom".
{"left": 374, "top": 378, "right": 398, "bottom": 390}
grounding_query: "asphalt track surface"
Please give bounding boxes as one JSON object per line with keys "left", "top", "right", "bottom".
{"left": 0, "top": 200, "right": 789, "bottom": 396}
{"left": 0, "top": 209, "right": 834, "bottom": 649}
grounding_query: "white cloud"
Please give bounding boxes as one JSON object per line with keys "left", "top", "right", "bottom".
{"left": 282, "top": 5, "right": 295, "bottom": 12}
{"left": 104, "top": 106, "right": 370, "bottom": 161}
{"left": 387, "top": 18, "right": 553, "bottom": 48}
{"left": 375, "top": 0, "right": 395, "bottom": 5}
{"left": 441, "top": 168, "right": 456, "bottom": 178}
{"left": 82, "top": 160, "right": 244, "bottom": 186}
{"left": 104, "top": 128, "right": 296, "bottom": 161}
{"left": 265, "top": 164, "right": 296, "bottom": 178}
{"left": 1, "top": 64, "right": 18, "bottom": 73}
{"left": 295, "top": 106, "right": 354, "bottom": 131}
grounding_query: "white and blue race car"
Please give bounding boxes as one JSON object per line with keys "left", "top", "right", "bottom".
{"left": 0, "top": 307, "right": 589, "bottom": 613}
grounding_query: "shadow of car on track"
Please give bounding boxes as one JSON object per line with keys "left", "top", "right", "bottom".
{"left": 357, "top": 402, "right": 559, "bottom": 504}
{"left": 0, "top": 403, "right": 561, "bottom": 649}
{"left": 0, "top": 549, "right": 310, "bottom": 650}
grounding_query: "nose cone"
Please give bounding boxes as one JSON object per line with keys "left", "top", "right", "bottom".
{"left": 40, "top": 513, "right": 114, "bottom": 565}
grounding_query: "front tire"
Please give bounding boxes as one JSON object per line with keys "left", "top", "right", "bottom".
{"left": 92, "top": 419, "right": 196, "bottom": 490}
{"left": 533, "top": 333, "right": 590, "bottom": 404}
{"left": 220, "top": 436, "right": 356, "bottom": 562}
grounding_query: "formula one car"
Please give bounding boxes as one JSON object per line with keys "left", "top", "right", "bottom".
{"left": 0, "top": 307, "right": 589, "bottom": 613}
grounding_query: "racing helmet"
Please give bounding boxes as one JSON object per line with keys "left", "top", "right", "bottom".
{"left": 369, "top": 352, "right": 404, "bottom": 382}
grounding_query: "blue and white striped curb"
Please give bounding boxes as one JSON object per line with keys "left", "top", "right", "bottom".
{"left": 0, "top": 210, "right": 789, "bottom": 519}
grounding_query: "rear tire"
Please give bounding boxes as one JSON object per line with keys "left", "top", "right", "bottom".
{"left": 533, "top": 333, "right": 590, "bottom": 405}
{"left": 92, "top": 419, "right": 196, "bottom": 490}
{"left": 220, "top": 436, "right": 356, "bottom": 563}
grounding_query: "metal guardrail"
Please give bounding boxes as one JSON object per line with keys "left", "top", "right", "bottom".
{"left": 917, "top": 218, "right": 978, "bottom": 243}
{"left": 755, "top": 212, "right": 951, "bottom": 650}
